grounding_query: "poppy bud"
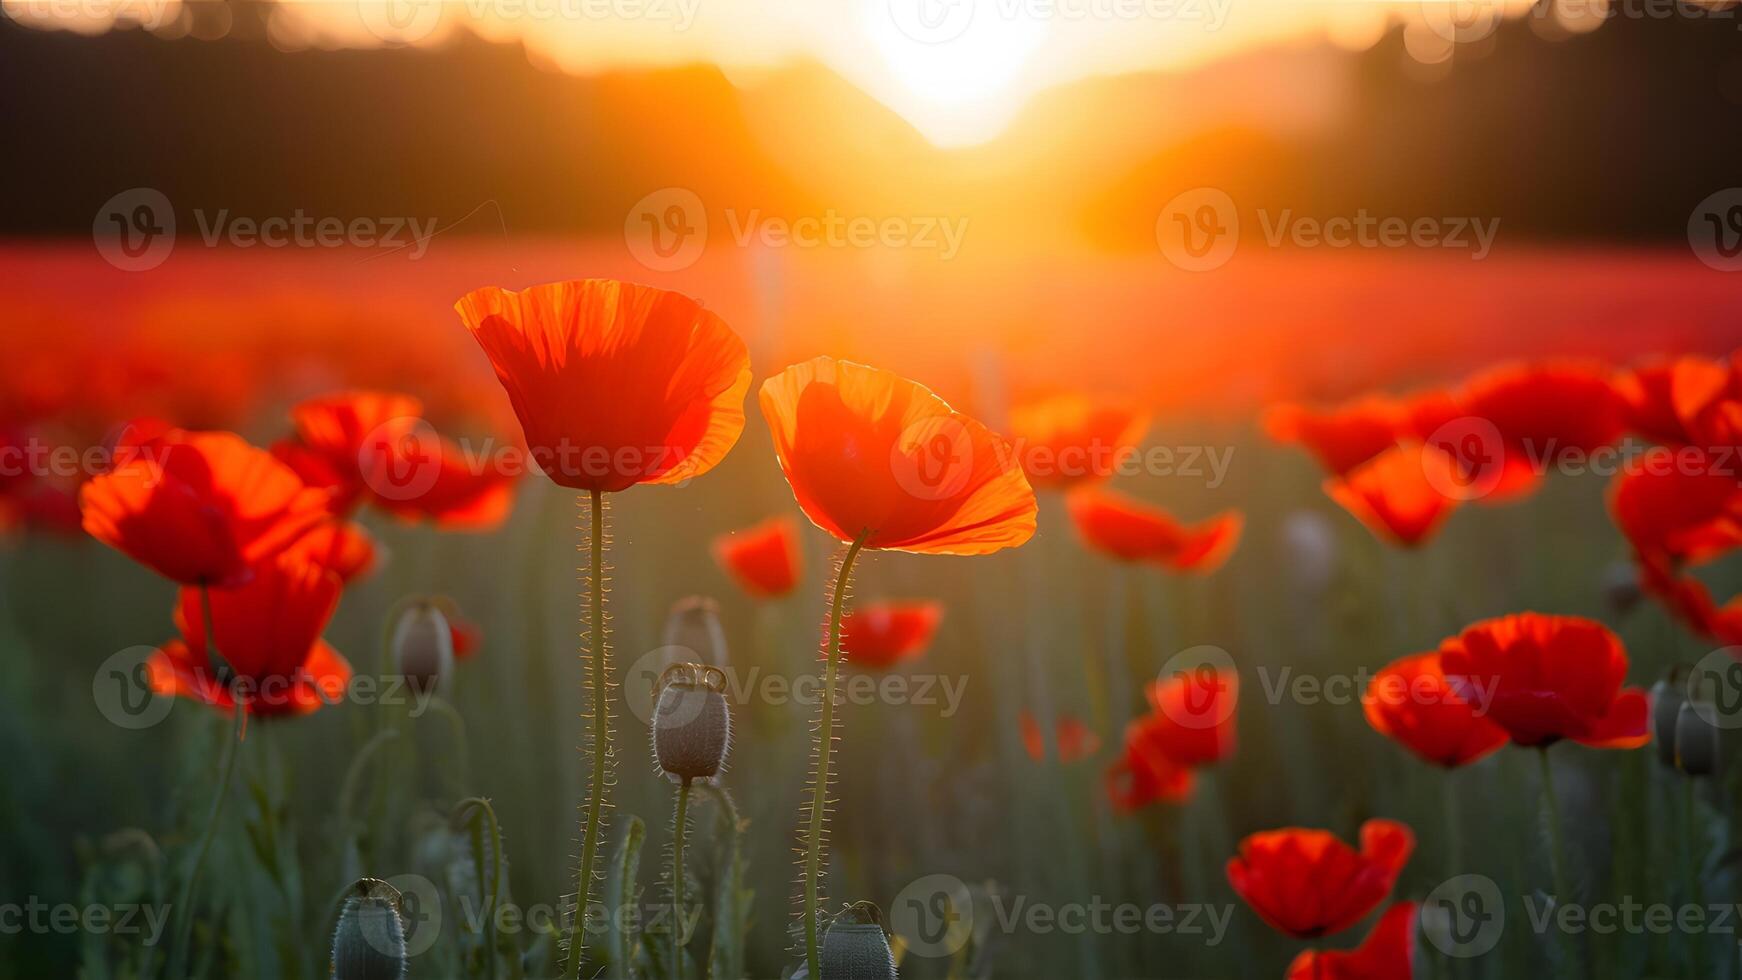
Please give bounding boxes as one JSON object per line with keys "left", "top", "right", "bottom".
{"left": 663, "top": 596, "right": 728, "bottom": 666}
{"left": 1603, "top": 561, "right": 1642, "bottom": 617}
{"left": 653, "top": 663, "right": 731, "bottom": 781}
{"left": 1651, "top": 674, "right": 1686, "bottom": 770}
{"left": 331, "top": 878, "right": 408, "bottom": 980}
{"left": 391, "top": 599, "right": 454, "bottom": 697}
{"left": 1676, "top": 701, "right": 1720, "bottom": 777}
{"left": 821, "top": 903, "right": 897, "bottom": 980}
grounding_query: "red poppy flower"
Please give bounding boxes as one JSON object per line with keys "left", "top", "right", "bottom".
{"left": 1607, "top": 447, "right": 1742, "bottom": 566}
{"left": 371, "top": 435, "right": 516, "bottom": 531}
{"left": 285, "top": 521, "right": 380, "bottom": 584}
{"left": 712, "top": 515, "right": 802, "bottom": 599}
{"left": 1670, "top": 351, "right": 1742, "bottom": 451}
{"left": 1634, "top": 556, "right": 1742, "bottom": 645}
{"left": 282, "top": 391, "right": 423, "bottom": 513}
{"left": 1615, "top": 358, "right": 1696, "bottom": 446}
{"left": 1363, "top": 653, "right": 1508, "bottom": 768}
{"left": 455, "top": 279, "right": 752, "bottom": 492}
{"left": 1021, "top": 711, "right": 1102, "bottom": 763}
{"left": 840, "top": 601, "right": 944, "bottom": 670}
{"left": 1286, "top": 902, "right": 1418, "bottom": 980}
{"left": 147, "top": 554, "right": 351, "bottom": 717}
{"left": 1324, "top": 443, "right": 1459, "bottom": 547}
{"left": 1106, "top": 736, "right": 1196, "bottom": 809}
{"left": 278, "top": 392, "right": 516, "bottom": 530}
{"left": 760, "top": 357, "right": 1036, "bottom": 555}
{"left": 1141, "top": 668, "right": 1239, "bottom": 766}
{"left": 1453, "top": 360, "right": 1626, "bottom": 461}
{"left": 1007, "top": 394, "right": 1150, "bottom": 491}
{"left": 1107, "top": 669, "right": 1237, "bottom": 808}
{"left": 1066, "top": 487, "right": 1241, "bottom": 572}
{"left": 1436, "top": 613, "right": 1649, "bottom": 749}
{"left": 1227, "top": 819, "right": 1415, "bottom": 939}
{"left": 81, "top": 428, "right": 332, "bottom": 587}
{"left": 1265, "top": 396, "right": 1406, "bottom": 477}
{"left": 1406, "top": 390, "right": 1542, "bottom": 503}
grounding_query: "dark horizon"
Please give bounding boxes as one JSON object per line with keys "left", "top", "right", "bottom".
{"left": 6, "top": 6, "right": 1742, "bottom": 246}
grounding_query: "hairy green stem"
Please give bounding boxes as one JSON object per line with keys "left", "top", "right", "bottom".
{"left": 167, "top": 583, "right": 245, "bottom": 978}
{"left": 671, "top": 777, "right": 692, "bottom": 980}
{"left": 1538, "top": 748, "right": 1580, "bottom": 972}
{"left": 803, "top": 535, "right": 867, "bottom": 978}
{"left": 565, "top": 489, "right": 611, "bottom": 978}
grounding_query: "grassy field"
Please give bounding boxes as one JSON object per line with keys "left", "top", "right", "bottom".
{"left": 3, "top": 244, "right": 1739, "bottom": 980}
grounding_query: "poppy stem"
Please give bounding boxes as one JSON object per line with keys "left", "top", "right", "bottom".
{"left": 671, "top": 776, "right": 692, "bottom": 980}
{"left": 565, "top": 489, "right": 612, "bottom": 978}
{"left": 1537, "top": 748, "right": 1571, "bottom": 901}
{"left": 802, "top": 534, "right": 868, "bottom": 979}
{"left": 167, "top": 583, "right": 245, "bottom": 978}
{"left": 1683, "top": 778, "right": 1707, "bottom": 979}
{"left": 1537, "top": 747, "right": 1581, "bottom": 972}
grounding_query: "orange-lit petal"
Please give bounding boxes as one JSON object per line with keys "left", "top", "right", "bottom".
{"left": 456, "top": 279, "right": 750, "bottom": 492}
{"left": 760, "top": 357, "right": 1035, "bottom": 555}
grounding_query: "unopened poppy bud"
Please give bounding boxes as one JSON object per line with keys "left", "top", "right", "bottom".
{"left": 821, "top": 903, "right": 897, "bottom": 980}
{"left": 1603, "top": 561, "right": 1642, "bottom": 617}
{"left": 331, "top": 877, "right": 408, "bottom": 980}
{"left": 1676, "top": 701, "right": 1720, "bottom": 776}
{"left": 652, "top": 663, "right": 731, "bottom": 781}
{"left": 663, "top": 596, "right": 728, "bottom": 666}
{"left": 1651, "top": 675, "right": 1687, "bottom": 769}
{"left": 391, "top": 599, "right": 454, "bottom": 697}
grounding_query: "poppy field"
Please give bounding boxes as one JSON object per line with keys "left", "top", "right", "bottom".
{"left": 2, "top": 234, "right": 1741, "bottom": 980}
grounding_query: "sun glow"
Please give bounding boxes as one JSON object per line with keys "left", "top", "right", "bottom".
{"left": 850, "top": 0, "right": 1051, "bottom": 147}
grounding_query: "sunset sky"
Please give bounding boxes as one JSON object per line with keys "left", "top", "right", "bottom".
{"left": 2, "top": 0, "right": 1562, "bottom": 144}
